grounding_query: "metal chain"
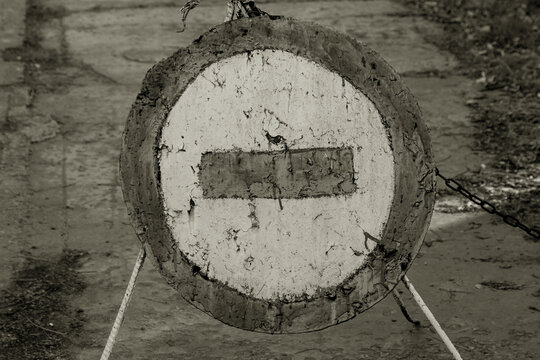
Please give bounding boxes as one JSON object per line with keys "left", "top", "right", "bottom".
{"left": 435, "top": 168, "right": 540, "bottom": 239}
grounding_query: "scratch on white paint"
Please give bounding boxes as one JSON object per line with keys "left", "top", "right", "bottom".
{"left": 159, "top": 50, "right": 394, "bottom": 301}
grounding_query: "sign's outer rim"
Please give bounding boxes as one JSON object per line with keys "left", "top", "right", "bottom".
{"left": 119, "top": 16, "right": 435, "bottom": 333}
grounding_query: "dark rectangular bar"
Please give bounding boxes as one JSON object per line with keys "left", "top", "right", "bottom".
{"left": 198, "top": 147, "right": 356, "bottom": 199}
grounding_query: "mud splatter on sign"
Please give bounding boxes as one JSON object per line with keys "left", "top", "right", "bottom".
{"left": 199, "top": 147, "right": 357, "bottom": 199}
{"left": 120, "top": 18, "right": 435, "bottom": 333}
{"left": 159, "top": 50, "right": 394, "bottom": 301}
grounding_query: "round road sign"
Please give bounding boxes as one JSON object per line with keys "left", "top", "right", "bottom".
{"left": 120, "top": 17, "right": 435, "bottom": 333}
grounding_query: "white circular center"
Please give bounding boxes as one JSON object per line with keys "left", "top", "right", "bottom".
{"left": 159, "top": 50, "right": 394, "bottom": 301}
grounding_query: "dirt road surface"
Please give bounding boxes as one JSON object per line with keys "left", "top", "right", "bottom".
{"left": 1, "top": 0, "right": 539, "bottom": 359}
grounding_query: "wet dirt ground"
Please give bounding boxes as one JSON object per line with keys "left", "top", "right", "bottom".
{"left": 0, "top": 0, "right": 539, "bottom": 359}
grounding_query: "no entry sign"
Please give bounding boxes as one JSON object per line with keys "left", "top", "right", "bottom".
{"left": 120, "top": 17, "right": 435, "bottom": 333}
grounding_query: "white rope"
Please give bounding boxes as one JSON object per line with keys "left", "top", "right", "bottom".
{"left": 177, "top": 0, "right": 201, "bottom": 33}
{"left": 225, "top": 0, "right": 236, "bottom": 22}
{"left": 100, "top": 247, "right": 146, "bottom": 360}
{"left": 402, "top": 275, "right": 464, "bottom": 360}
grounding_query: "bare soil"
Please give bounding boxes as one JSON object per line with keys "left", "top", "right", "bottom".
{"left": 0, "top": 250, "right": 87, "bottom": 360}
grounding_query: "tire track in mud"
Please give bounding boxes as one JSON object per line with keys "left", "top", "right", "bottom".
{"left": 0, "top": 1, "right": 89, "bottom": 358}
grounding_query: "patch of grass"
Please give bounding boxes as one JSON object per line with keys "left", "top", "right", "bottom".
{"left": 401, "top": 0, "right": 539, "bottom": 169}
{"left": 0, "top": 250, "right": 87, "bottom": 360}
{"left": 400, "top": 0, "right": 539, "bottom": 238}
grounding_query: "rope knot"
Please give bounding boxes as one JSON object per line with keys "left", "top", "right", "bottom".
{"left": 177, "top": 0, "right": 279, "bottom": 33}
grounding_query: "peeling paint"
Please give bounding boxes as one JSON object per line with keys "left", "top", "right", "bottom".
{"left": 159, "top": 50, "right": 394, "bottom": 301}
{"left": 199, "top": 147, "right": 356, "bottom": 199}
{"left": 265, "top": 131, "right": 286, "bottom": 145}
{"left": 120, "top": 18, "right": 435, "bottom": 333}
{"left": 248, "top": 202, "right": 259, "bottom": 229}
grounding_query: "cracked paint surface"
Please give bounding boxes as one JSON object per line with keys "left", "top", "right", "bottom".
{"left": 198, "top": 147, "right": 356, "bottom": 199}
{"left": 159, "top": 50, "right": 394, "bottom": 301}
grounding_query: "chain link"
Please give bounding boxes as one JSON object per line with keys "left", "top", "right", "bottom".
{"left": 435, "top": 168, "right": 540, "bottom": 239}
